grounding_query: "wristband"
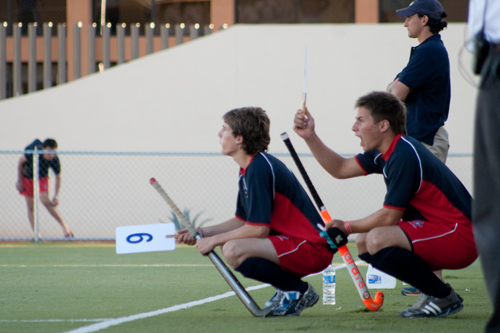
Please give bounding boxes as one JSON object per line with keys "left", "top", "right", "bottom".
{"left": 344, "top": 221, "right": 352, "bottom": 235}
{"left": 197, "top": 227, "right": 205, "bottom": 237}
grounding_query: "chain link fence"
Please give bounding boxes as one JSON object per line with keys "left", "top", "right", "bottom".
{"left": 0, "top": 150, "right": 473, "bottom": 242}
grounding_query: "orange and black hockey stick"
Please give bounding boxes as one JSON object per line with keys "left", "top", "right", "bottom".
{"left": 281, "top": 132, "right": 384, "bottom": 311}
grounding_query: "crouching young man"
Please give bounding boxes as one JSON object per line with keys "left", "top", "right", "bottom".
{"left": 176, "top": 106, "right": 334, "bottom": 316}
{"left": 293, "top": 91, "right": 478, "bottom": 318}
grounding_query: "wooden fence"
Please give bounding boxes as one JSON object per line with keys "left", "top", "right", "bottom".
{"left": 0, "top": 22, "right": 219, "bottom": 99}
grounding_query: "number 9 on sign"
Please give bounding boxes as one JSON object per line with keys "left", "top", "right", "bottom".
{"left": 126, "top": 233, "right": 153, "bottom": 244}
{"left": 116, "top": 223, "right": 176, "bottom": 254}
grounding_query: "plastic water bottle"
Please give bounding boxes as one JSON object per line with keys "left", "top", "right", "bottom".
{"left": 322, "top": 264, "right": 336, "bottom": 305}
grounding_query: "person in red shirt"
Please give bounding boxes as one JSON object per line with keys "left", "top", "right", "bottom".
{"left": 16, "top": 138, "right": 73, "bottom": 238}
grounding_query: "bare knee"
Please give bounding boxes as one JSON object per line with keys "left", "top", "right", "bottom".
{"left": 39, "top": 196, "right": 53, "bottom": 207}
{"left": 221, "top": 241, "right": 247, "bottom": 269}
{"left": 355, "top": 233, "right": 368, "bottom": 253}
{"left": 365, "top": 229, "right": 391, "bottom": 254}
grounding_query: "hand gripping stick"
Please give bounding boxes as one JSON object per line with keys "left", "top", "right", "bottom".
{"left": 280, "top": 133, "right": 384, "bottom": 311}
{"left": 149, "top": 178, "right": 273, "bottom": 317}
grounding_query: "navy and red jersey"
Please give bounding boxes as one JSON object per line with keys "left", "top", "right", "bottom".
{"left": 235, "top": 152, "right": 327, "bottom": 244}
{"left": 355, "top": 135, "right": 471, "bottom": 226}
{"left": 22, "top": 139, "right": 61, "bottom": 179}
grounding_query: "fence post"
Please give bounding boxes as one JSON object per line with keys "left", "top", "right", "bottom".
{"left": 13, "top": 23, "right": 22, "bottom": 97}
{"left": 204, "top": 24, "right": 214, "bottom": 36}
{"left": 102, "top": 23, "right": 111, "bottom": 69}
{"left": 88, "top": 23, "right": 96, "bottom": 74}
{"left": 73, "top": 22, "right": 82, "bottom": 79}
{"left": 175, "top": 23, "right": 185, "bottom": 46}
{"left": 190, "top": 23, "right": 200, "bottom": 40}
{"left": 117, "top": 23, "right": 126, "bottom": 64}
{"left": 161, "top": 23, "right": 170, "bottom": 50}
{"left": 57, "top": 23, "right": 67, "bottom": 85}
{"left": 33, "top": 148, "right": 40, "bottom": 243}
{"left": 146, "top": 23, "right": 154, "bottom": 55}
{"left": 28, "top": 23, "right": 37, "bottom": 93}
{"left": 131, "top": 23, "right": 140, "bottom": 60}
{"left": 0, "top": 22, "right": 6, "bottom": 99}
{"left": 43, "top": 22, "right": 53, "bottom": 89}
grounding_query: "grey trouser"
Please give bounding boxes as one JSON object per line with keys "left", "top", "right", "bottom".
{"left": 473, "top": 46, "right": 500, "bottom": 333}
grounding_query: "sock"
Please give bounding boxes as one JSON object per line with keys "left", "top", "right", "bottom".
{"left": 235, "top": 258, "right": 308, "bottom": 293}
{"left": 370, "top": 247, "right": 449, "bottom": 298}
{"left": 359, "top": 252, "right": 372, "bottom": 264}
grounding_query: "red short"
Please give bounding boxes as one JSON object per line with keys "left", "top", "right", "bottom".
{"left": 269, "top": 235, "right": 333, "bottom": 277}
{"left": 20, "top": 177, "right": 49, "bottom": 197}
{"left": 399, "top": 220, "right": 478, "bottom": 271}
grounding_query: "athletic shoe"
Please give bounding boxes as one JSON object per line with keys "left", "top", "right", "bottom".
{"left": 411, "top": 292, "right": 429, "bottom": 309}
{"left": 445, "top": 283, "right": 463, "bottom": 303}
{"left": 266, "top": 283, "right": 319, "bottom": 317}
{"left": 399, "top": 287, "right": 463, "bottom": 318}
{"left": 401, "top": 286, "right": 421, "bottom": 296}
{"left": 408, "top": 284, "right": 463, "bottom": 308}
{"left": 265, "top": 290, "right": 285, "bottom": 308}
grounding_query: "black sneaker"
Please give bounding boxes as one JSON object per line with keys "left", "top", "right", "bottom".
{"left": 266, "top": 283, "right": 319, "bottom": 317}
{"left": 399, "top": 287, "right": 463, "bottom": 318}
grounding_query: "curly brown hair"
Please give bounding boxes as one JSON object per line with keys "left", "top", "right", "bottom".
{"left": 222, "top": 107, "right": 270, "bottom": 155}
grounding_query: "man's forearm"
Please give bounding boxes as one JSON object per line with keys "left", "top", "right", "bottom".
{"left": 200, "top": 217, "right": 245, "bottom": 237}
{"left": 304, "top": 132, "right": 351, "bottom": 179}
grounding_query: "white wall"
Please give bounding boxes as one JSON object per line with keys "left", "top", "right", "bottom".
{"left": 0, "top": 24, "right": 477, "bottom": 238}
{"left": 0, "top": 23, "right": 478, "bottom": 155}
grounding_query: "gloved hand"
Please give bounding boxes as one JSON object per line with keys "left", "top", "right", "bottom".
{"left": 320, "top": 227, "right": 348, "bottom": 250}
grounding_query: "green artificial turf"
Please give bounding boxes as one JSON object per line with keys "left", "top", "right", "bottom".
{"left": 0, "top": 243, "right": 491, "bottom": 332}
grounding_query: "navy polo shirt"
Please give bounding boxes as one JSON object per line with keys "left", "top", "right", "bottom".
{"left": 235, "top": 152, "right": 326, "bottom": 244}
{"left": 22, "top": 139, "right": 61, "bottom": 179}
{"left": 396, "top": 34, "right": 451, "bottom": 146}
{"left": 355, "top": 135, "right": 471, "bottom": 225}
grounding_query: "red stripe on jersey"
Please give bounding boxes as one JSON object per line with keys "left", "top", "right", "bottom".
{"left": 269, "top": 193, "right": 326, "bottom": 244}
{"left": 383, "top": 204, "right": 406, "bottom": 211}
{"left": 381, "top": 134, "right": 402, "bottom": 160}
{"left": 354, "top": 155, "right": 369, "bottom": 175}
{"left": 409, "top": 180, "right": 470, "bottom": 225}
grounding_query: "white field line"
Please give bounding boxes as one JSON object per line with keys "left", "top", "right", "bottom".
{"left": 0, "top": 264, "right": 213, "bottom": 267}
{"left": 1, "top": 261, "right": 366, "bottom": 331}
{"left": 0, "top": 319, "right": 114, "bottom": 323}
{"left": 62, "top": 261, "right": 362, "bottom": 333}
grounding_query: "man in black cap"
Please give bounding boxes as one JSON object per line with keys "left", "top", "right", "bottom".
{"left": 386, "top": 0, "right": 451, "bottom": 300}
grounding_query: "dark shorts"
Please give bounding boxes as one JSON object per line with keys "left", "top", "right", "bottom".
{"left": 20, "top": 177, "right": 49, "bottom": 197}
{"left": 400, "top": 220, "right": 478, "bottom": 271}
{"left": 269, "top": 234, "right": 333, "bottom": 277}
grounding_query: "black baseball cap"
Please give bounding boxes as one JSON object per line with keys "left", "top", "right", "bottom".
{"left": 396, "top": 0, "right": 447, "bottom": 20}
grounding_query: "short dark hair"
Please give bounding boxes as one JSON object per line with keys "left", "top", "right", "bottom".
{"left": 222, "top": 107, "right": 270, "bottom": 155}
{"left": 420, "top": 14, "right": 447, "bottom": 34}
{"left": 355, "top": 92, "right": 407, "bottom": 135}
{"left": 42, "top": 138, "right": 58, "bottom": 149}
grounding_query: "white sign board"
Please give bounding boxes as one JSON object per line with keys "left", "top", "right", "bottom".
{"left": 366, "top": 264, "right": 397, "bottom": 289}
{"left": 116, "top": 223, "right": 176, "bottom": 254}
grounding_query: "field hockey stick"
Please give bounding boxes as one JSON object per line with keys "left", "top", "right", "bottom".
{"left": 149, "top": 178, "right": 273, "bottom": 317}
{"left": 280, "top": 133, "right": 384, "bottom": 311}
{"left": 301, "top": 43, "right": 307, "bottom": 115}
